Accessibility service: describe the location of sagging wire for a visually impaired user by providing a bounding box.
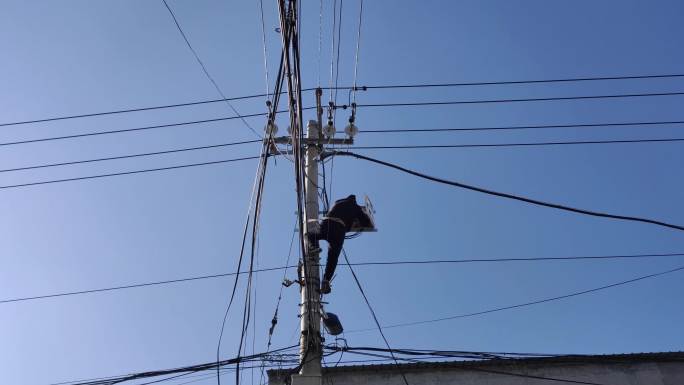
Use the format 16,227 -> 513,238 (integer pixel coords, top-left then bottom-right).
215,141 -> 270,385
234,142 -> 271,385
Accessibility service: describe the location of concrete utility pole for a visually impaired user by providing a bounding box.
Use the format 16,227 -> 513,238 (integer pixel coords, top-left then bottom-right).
287,90 -> 351,385
273,2 -> 352,383
295,118 -> 323,385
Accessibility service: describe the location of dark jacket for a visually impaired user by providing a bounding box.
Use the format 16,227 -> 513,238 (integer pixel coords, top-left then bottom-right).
327,195 -> 371,232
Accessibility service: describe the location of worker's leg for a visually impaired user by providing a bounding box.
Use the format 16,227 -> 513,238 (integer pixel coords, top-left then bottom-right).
322,222 -> 346,283
306,220 -> 325,251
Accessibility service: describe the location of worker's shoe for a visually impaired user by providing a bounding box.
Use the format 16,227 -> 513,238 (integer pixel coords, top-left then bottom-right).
320,280 -> 332,294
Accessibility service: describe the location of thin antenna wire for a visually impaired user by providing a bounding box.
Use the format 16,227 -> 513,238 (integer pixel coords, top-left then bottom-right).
333,0 -> 344,121
329,0 -> 338,102
317,0 -> 324,87
352,0 -> 364,103
259,0 -> 271,97
161,0 -> 261,138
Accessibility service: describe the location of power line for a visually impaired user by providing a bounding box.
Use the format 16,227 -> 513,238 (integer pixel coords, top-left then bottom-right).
348,138 -> 684,150
49,344 -> 298,385
0,140 -> 261,173
345,252 -> 684,266
351,0 -> 364,104
161,0 -> 259,137
361,120 -> 684,134
348,264 -> 684,333
328,346 -> 566,359
0,107 -> 319,148
0,155 -> 261,191
4,252 -> 681,305
2,73 -> 681,129
10,116 -> 679,151
0,113 -> 270,147
258,0 -> 271,97
51,344 -> 635,385
325,151 -> 684,232
14,136 -> 683,180
336,350 -> 606,385
361,73 -> 684,89
0,97 -> 270,129
352,91 -> 684,109
329,348 -> 610,385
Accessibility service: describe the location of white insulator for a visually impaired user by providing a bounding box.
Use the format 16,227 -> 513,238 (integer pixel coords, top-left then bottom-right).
323,122 -> 336,138
264,121 -> 278,136
344,122 -> 359,138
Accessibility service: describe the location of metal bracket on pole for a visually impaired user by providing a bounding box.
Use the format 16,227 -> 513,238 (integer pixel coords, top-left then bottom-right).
272,136 -> 354,145
270,136 -> 353,156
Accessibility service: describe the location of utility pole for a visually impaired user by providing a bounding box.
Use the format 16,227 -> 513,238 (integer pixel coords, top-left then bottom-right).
295,118 -> 324,385
273,91 -> 350,385
272,2 -> 352,383
295,89 -> 327,381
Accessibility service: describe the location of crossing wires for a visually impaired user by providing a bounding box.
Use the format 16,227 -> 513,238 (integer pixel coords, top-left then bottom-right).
275,0 -> 322,378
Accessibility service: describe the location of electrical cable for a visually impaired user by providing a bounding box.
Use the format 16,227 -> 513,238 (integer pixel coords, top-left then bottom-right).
325,151 -> 684,232
4,116 -> 679,156
51,344 -> 298,385
10,132 -> 682,232
1,73 -> 681,130
4,252 -> 682,306
234,140 -> 271,385
317,0 -> 323,87
258,0 -> 271,98
347,137 -> 684,150
360,73 -> 684,89
0,113 -> 273,148
333,0 -> 343,122
60,345 -> 663,385
360,120 -> 684,134
0,97 -> 271,129
328,348 -> 610,385
347,264 -> 684,333
259,220 -> 299,385
161,0 -> 259,137
351,91 -> 684,109
341,249 -> 410,385
351,0 -> 364,105
214,146 -> 266,385
328,0 -> 338,103
276,1 -> 318,379
0,139 -> 261,173
0,155 -> 261,191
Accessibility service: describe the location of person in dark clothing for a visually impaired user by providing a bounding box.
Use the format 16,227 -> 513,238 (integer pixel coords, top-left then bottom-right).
307,195 -> 371,294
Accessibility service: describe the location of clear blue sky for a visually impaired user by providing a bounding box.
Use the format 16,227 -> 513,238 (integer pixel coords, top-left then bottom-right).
1,1 -> 683,384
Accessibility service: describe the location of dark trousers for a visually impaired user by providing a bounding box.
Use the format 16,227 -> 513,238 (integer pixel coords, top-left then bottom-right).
309,219 -> 346,282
